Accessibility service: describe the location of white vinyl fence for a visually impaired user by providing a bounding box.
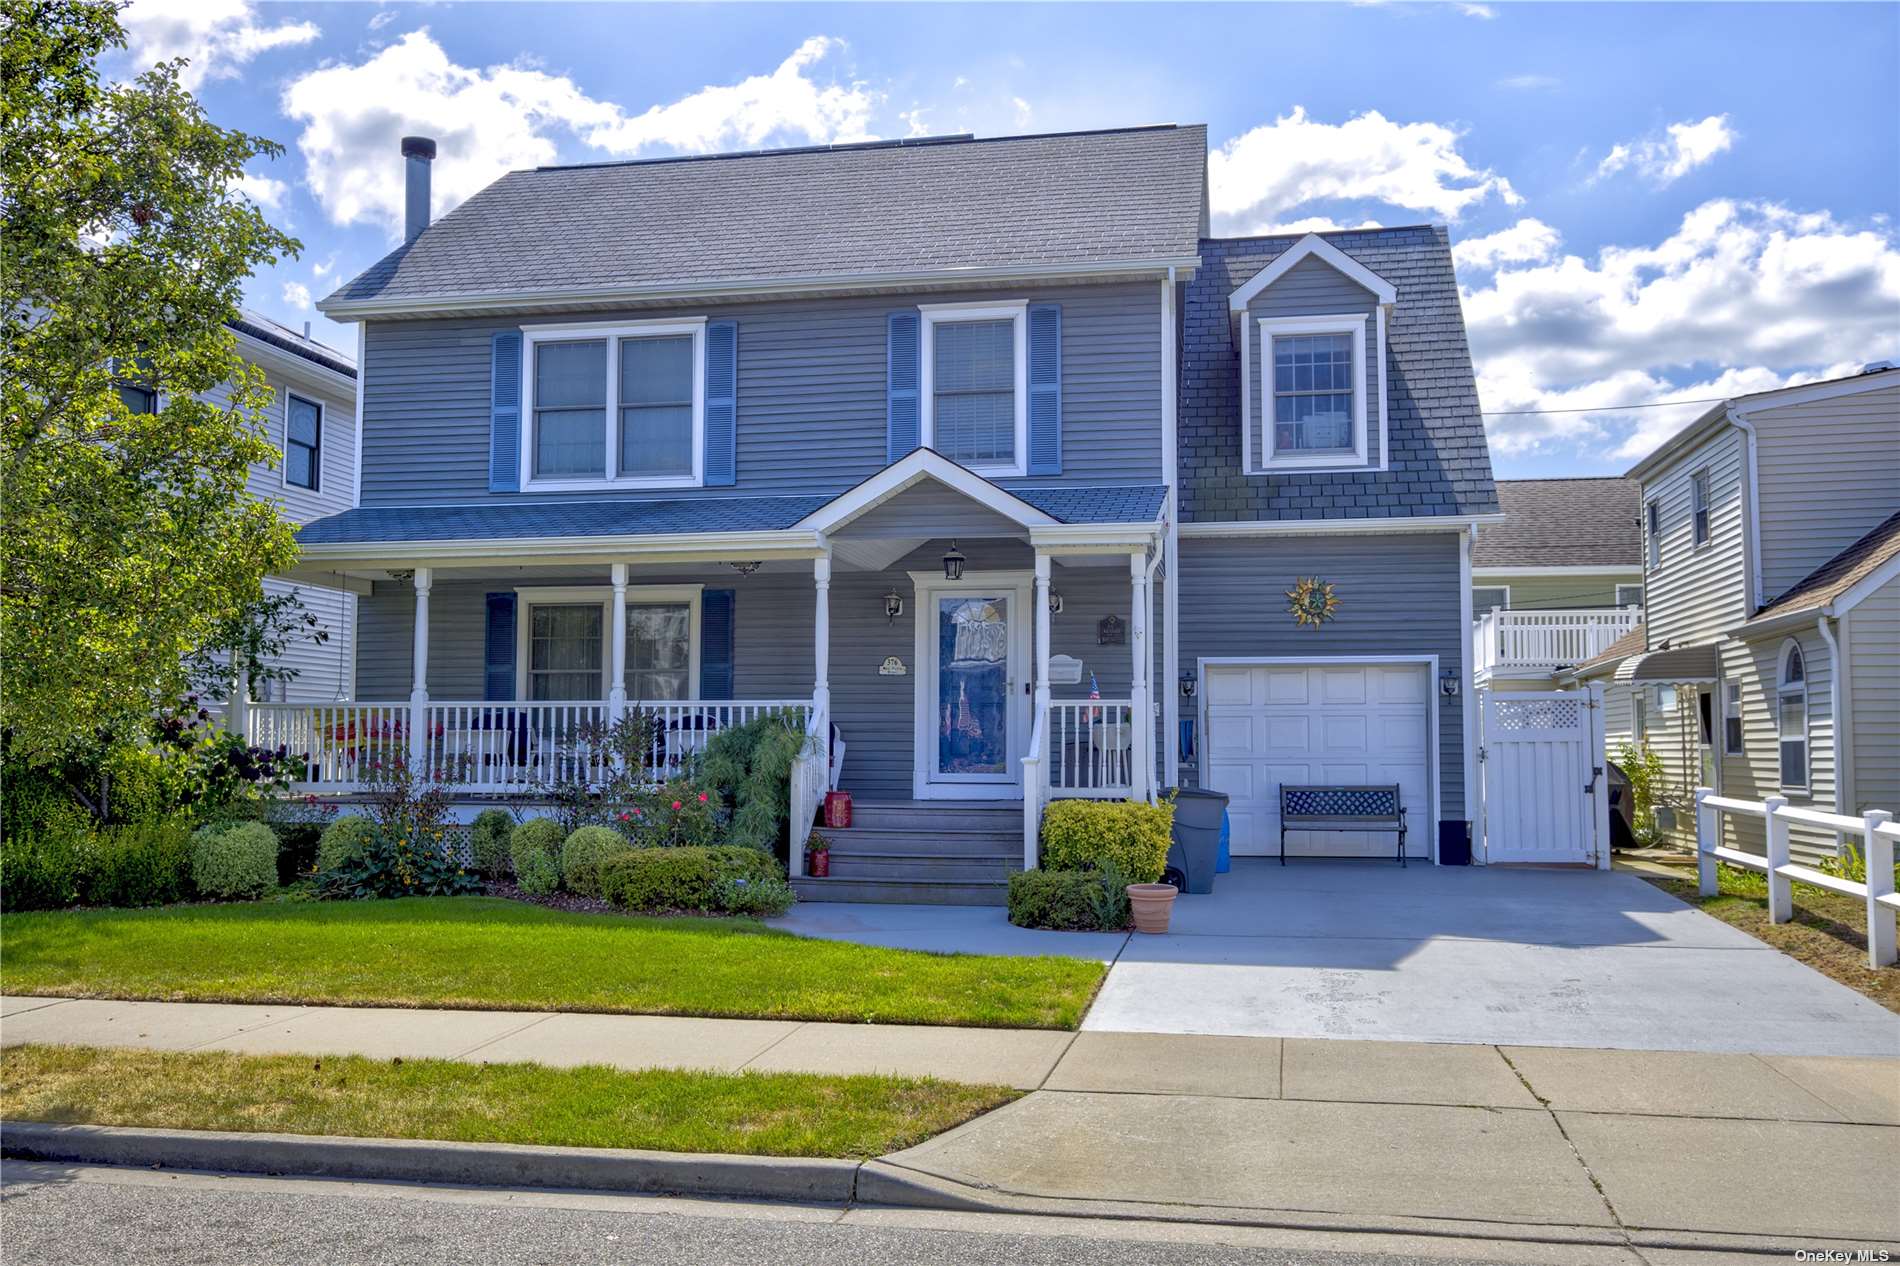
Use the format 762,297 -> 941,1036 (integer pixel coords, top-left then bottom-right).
1693,788 -> 1898,967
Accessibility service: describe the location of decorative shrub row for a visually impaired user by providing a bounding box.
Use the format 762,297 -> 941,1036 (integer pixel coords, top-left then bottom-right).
189,822 -> 280,900
1,818 -> 195,911
598,846 -> 794,916
1007,865 -> 1131,932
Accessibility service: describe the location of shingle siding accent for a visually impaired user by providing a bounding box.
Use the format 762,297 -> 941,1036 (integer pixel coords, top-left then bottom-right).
1180,226 -> 1498,523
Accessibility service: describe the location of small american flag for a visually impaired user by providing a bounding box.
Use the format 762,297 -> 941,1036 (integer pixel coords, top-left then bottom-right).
1087,672 -> 1100,723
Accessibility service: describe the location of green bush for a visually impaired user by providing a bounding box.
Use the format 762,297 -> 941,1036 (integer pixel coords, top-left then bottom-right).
469,809 -> 514,879
1007,863 -> 1131,931
699,713 -> 806,851
317,820 -> 479,900
599,846 -> 784,914
561,825 -> 632,898
80,818 -> 191,907
188,822 -> 279,901
510,818 -> 565,896
0,829 -> 88,911
1040,798 -> 1174,883
316,816 -> 375,875
623,779 -> 718,849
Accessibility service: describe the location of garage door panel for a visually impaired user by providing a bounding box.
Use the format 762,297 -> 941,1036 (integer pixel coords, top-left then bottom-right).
1265,668 -> 1309,704
1207,668 -> 1258,706
1265,715 -> 1309,751
1374,713 -> 1428,752
1375,666 -> 1428,703
1208,713 -> 1259,756
1319,714 -> 1368,752
1319,669 -> 1367,705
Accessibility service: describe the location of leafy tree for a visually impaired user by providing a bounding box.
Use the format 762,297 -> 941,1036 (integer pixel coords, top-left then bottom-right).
1,0 -> 303,765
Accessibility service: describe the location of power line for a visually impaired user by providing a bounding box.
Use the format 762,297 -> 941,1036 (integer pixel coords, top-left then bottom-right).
1482,396 -> 1727,417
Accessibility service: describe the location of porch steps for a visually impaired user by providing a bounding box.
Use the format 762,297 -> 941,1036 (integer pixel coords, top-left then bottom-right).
793,801 -> 1023,906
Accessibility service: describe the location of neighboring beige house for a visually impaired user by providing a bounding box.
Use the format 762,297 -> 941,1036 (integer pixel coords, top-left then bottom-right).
1471,478 -> 1644,690
1567,365 -> 1900,863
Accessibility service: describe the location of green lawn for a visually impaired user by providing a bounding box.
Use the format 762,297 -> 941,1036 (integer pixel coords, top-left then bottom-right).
0,1044 -> 1016,1158
0,897 -> 1102,1029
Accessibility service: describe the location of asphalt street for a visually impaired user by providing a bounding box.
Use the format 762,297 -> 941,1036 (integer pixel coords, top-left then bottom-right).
0,1162 -> 1650,1266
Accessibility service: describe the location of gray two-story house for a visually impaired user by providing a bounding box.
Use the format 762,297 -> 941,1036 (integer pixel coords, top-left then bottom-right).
272,125 -> 1500,901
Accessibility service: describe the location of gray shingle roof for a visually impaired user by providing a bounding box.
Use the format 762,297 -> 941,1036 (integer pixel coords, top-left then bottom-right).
1473,478 -> 1642,568
324,127 -> 1208,310
230,310 -> 356,377
1178,226 -> 1499,522
297,483 -> 1168,546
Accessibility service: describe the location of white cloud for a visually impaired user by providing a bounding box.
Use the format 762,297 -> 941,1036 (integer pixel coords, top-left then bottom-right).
1464,200 -> 1900,458
1209,107 -> 1519,235
119,0 -> 317,89
1011,97 -> 1033,128
1452,217 -> 1560,271
282,32 -> 875,237
282,281 -> 312,310
368,9 -> 396,31
1496,73 -> 1559,91
1594,114 -> 1736,186
234,171 -> 287,208
1256,216 -> 1386,235
1457,3 -> 1498,18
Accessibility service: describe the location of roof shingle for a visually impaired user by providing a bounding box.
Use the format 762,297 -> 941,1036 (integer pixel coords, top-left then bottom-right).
1473,478 -> 1642,568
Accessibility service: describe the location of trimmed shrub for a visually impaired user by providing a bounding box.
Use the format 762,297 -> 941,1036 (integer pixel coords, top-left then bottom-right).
317,816 -> 375,875
469,809 -> 514,879
80,819 -> 191,907
189,822 -> 279,901
599,846 -> 783,914
561,825 -> 632,898
1007,863 -> 1131,931
1040,798 -> 1174,883
1,829 -> 88,912
510,818 -> 565,897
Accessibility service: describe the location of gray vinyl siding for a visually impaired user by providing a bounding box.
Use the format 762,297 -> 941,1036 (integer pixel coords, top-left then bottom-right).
1748,382 -> 1900,602
1716,631 -> 1838,864
352,543 -> 1150,801
1639,429 -> 1748,648
359,281 -> 1161,506
260,578 -> 356,704
1472,572 -> 1642,611
1845,573 -> 1900,817
1175,531 -> 1467,822
1245,255 -> 1382,470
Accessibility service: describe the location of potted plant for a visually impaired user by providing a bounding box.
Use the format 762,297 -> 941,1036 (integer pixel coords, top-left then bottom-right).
1126,877 -> 1178,933
805,829 -> 831,877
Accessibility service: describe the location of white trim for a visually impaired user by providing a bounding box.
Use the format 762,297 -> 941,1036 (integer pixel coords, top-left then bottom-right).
294,528 -> 824,570
1195,655 -> 1441,860
1728,366 -> 1900,416
1644,497 -> 1662,571
1818,614 -> 1848,820
229,326 -> 358,396
317,255 -> 1205,320
280,388 -> 323,493
793,447 -> 1059,534
1459,527 -> 1476,860
1689,465 -> 1713,550
1470,583 -> 1511,612
910,570 -> 1034,800
1249,316 -> 1369,472
918,300 -> 1028,479
1471,565 -> 1645,579
1226,233 -> 1397,309
512,583 -> 703,702
1775,638 -> 1809,793
519,317 -> 707,493
351,323 -> 366,508
1161,269 -> 1182,786
1181,514 -> 1500,539
1375,304 -> 1390,471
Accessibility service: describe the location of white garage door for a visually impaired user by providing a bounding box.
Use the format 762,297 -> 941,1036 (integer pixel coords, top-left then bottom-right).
1203,662 -> 1432,858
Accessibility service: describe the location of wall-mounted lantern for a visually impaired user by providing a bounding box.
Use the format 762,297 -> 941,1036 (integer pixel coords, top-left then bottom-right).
1180,670 -> 1197,698
941,541 -> 966,581
1439,669 -> 1460,697
883,589 -> 905,624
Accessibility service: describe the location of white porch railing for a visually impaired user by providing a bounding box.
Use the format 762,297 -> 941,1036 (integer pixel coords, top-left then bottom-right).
1473,607 -> 1642,678
786,700 -> 829,879
1694,788 -> 1898,968
1021,707 -> 1048,871
249,699 -> 811,794
1043,699 -> 1137,798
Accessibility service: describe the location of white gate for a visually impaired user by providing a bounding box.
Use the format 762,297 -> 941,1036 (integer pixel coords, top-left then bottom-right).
1479,686 -> 1607,867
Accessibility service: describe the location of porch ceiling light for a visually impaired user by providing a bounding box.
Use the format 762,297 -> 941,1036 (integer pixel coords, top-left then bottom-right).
941,541 -> 966,581
883,589 -> 904,623
729,561 -> 763,576
1048,589 -> 1064,615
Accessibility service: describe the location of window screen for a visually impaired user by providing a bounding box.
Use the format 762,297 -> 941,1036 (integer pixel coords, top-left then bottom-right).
619,336 -> 694,478
932,319 -> 1015,465
529,604 -> 603,700
534,341 -> 606,477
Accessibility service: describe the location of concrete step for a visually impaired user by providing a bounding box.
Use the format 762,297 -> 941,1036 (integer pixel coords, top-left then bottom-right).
824,852 -> 1023,882
819,828 -> 1021,857
790,876 -> 1008,906
842,801 -> 1022,832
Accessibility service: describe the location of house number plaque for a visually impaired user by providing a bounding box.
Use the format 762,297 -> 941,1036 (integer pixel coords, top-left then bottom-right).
878,656 -> 907,676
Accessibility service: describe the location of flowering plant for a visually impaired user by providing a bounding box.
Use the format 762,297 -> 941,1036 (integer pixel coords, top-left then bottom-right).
626,778 -> 719,848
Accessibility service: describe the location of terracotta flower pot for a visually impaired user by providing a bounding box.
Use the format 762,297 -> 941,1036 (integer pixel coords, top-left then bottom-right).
1127,882 -> 1178,934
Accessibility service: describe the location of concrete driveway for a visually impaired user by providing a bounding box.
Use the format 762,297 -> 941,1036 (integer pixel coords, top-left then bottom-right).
776,860 -> 1900,1056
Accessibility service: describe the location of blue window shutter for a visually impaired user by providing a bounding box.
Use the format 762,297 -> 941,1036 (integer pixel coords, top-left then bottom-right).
1027,304 -> 1062,476
483,593 -> 516,701
489,331 -> 523,492
704,320 -> 737,486
700,589 -> 735,700
887,311 -> 920,463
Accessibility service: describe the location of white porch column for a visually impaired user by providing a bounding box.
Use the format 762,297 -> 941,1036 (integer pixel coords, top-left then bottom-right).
1129,551 -> 1152,800
230,654 -> 251,743
1033,553 -> 1053,721
608,563 -> 628,721
812,553 -> 831,719
409,567 -> 432,770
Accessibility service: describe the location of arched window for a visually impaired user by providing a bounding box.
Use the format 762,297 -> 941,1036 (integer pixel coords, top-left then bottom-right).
1777,641 -> 1808,790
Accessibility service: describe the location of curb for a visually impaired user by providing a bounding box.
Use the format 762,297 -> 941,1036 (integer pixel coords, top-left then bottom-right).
1,1122 -> 858,1205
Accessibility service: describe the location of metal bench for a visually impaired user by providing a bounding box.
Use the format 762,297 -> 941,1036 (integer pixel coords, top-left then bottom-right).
1278,784 -> 1408,867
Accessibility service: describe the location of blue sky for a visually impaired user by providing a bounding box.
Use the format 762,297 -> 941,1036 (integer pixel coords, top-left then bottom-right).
115,1 -> 1899,478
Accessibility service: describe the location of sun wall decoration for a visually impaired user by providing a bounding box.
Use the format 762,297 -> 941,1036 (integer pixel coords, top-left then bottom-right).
1286,576 -> 1340,628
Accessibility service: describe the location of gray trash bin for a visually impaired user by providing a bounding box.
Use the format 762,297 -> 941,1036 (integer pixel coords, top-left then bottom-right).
1165,787 -> 1228,895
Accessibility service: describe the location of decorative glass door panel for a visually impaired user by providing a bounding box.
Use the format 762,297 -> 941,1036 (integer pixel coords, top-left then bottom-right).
936,595 -> 1011,780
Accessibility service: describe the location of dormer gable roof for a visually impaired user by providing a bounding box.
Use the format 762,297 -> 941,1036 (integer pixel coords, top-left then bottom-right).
1227,232 -> 1397,310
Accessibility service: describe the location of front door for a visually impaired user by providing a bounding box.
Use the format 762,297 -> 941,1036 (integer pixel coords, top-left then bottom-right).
915,575 -> 1030,798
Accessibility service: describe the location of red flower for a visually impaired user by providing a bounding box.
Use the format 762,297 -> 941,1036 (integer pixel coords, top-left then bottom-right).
697,792 -> 709,803
618,812 -> 630,822
671,800 -> 682,811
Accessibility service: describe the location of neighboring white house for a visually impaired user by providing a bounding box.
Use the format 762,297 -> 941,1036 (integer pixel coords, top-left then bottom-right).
1565,365 -> 1900,863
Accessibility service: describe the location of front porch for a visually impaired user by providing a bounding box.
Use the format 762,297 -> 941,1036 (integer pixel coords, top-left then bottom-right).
266,452 -> 1168,885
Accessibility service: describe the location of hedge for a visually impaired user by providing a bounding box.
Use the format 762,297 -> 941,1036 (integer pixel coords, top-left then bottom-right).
598,846 -> 790,915
1007,866 -> 1130,931
1039,798 -> 1174,883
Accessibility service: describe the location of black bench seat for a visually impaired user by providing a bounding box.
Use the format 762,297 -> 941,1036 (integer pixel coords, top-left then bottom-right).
1278,784 -> 1408,866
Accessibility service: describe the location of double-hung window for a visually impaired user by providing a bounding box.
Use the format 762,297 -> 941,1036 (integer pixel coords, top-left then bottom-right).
1615,583 -> 1645,608
524,321 -> 704,489
517,587 -> 701,703
1646,500 -> 1662,569
1253,316 -> 1368,470
1722,679 -> 1744,755
111,356 -> 156,414
1777,641 -> 1808,789
627,602 -> 692,699
1471,586 -> 1509,613
285,393 -> 321,490
527,604 -> 603,700
1691,469 -> 1712,548
919,302 -> 1027,476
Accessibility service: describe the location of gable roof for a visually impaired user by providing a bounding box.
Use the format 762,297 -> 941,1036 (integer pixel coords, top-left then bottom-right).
322,126 -> 1209,316
1227,233 -> 1396,308
1178,225 -> 1498,523
1472,478 -> 1642,569
1741,509 -> 1900,630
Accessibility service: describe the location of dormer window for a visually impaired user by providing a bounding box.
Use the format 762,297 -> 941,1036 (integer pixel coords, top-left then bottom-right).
1253,316 -> 1368,469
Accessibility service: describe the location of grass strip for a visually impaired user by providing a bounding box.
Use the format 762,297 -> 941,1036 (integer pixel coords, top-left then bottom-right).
1,896 -> 1102,1029
0,1044 -> 1018,1159
1640,866 -> 1898,1013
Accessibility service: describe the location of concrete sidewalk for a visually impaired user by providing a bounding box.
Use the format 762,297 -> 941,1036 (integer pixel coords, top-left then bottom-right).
5,995 -> 1896,1250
